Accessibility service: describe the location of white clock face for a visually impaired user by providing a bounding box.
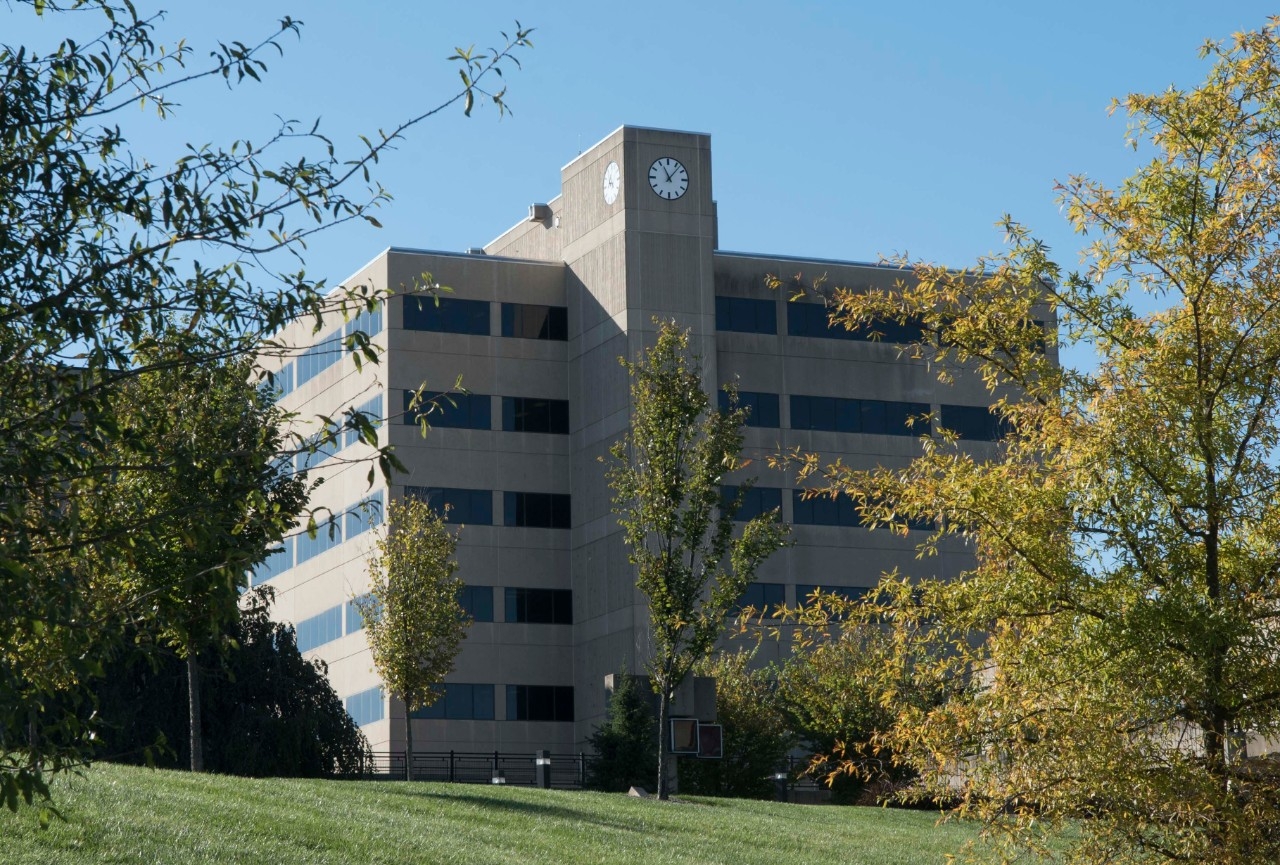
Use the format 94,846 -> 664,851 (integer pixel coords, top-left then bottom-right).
648,157 -> 688,200
602,160 -> 621,205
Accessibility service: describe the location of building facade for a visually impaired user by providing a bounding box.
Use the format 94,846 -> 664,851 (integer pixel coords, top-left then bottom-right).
258,126 -> 1022,755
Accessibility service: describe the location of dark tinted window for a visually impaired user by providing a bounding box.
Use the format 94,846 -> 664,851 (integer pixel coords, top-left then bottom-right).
796,584 -> 870,604
503,492 -> 571,528
403,296 -> 490,335
792,489 -> 931,530
404,390 -> 491,430
715,296 -> 777,334
506,685 -> 574,722
940,404 -> 1008,441
733,582 -> 785,617
720,486 -> 783,521
459,586 -> 494,623
787,302 -> 924,343
504,588 -> 572,624
718,390 -> 780,428
501,303 -> 568,340
405,486 -> 493,525
792,488 -> 860,526
411,684 -> 495,720
790,395 -> 927,436
502,397 -> 570,434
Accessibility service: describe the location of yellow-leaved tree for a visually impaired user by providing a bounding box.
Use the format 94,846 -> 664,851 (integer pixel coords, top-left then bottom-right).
776,20 -> 1280,865
357,497 -> 468,781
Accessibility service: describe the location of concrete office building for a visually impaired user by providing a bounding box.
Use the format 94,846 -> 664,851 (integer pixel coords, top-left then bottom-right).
257,126 -> 1021,756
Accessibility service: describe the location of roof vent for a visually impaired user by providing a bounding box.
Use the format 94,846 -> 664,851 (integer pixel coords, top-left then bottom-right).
528,203 -> 552,223
466,247 -> 487,255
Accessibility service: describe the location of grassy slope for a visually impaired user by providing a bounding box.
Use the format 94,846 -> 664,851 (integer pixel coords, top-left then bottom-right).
3,763 -> 983,865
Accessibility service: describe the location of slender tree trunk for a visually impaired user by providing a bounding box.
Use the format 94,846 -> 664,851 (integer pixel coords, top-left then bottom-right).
405,701 -> 415,782
656,684 -> 670,800
27,708 -> 38,764
187,652 -> 203,772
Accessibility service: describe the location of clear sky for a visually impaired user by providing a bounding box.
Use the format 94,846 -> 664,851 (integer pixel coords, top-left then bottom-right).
7,1 -> 1279,290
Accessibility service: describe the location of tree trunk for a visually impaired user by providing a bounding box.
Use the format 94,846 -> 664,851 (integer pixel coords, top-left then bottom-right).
27,708 -> 38,766
656,684 -> 671,800
187,652 -> 203,772
405,701 -> 415,782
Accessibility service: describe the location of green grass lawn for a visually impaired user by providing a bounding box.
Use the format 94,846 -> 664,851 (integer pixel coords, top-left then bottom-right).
3,762 -> 985,865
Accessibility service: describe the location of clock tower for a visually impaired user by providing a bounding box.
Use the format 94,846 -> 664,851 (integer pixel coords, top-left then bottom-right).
487,126 -> 720,730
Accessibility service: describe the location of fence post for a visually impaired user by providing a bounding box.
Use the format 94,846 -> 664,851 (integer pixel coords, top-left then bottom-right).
578,752 -> 585,789
449,749 -> 455,783
535,750 -> 552,789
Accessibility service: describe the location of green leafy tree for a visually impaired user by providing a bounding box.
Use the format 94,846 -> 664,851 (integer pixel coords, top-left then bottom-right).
775,19 -> 1280,864
607,320 -> 789,801
680,650 -> 792,800
771,600 -> 941,805
92,587 -> 370,778
357,497 -> 468,782
586,672 -> 658,793
0,0 -> 529,816
95,348 -> 307,773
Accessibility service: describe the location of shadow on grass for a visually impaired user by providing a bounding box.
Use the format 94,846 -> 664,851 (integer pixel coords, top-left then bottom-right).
373,786 -> 661,834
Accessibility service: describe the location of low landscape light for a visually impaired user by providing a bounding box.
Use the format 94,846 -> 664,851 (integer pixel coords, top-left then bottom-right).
492,770 -> 507,785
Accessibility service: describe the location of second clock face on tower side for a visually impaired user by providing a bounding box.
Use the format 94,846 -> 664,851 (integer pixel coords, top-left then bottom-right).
648,157 -> 688,200
602,160 -> 621,205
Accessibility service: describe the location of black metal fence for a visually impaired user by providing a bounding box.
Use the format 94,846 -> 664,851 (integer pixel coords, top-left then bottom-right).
363,750 -> 589,788
356,750 -> 826,798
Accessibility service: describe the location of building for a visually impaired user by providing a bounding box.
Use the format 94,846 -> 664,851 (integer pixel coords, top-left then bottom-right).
257,126 -> 1020,757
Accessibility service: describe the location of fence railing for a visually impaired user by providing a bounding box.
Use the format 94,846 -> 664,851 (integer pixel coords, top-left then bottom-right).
354,750 -> 826,797
362,750 -> 589,788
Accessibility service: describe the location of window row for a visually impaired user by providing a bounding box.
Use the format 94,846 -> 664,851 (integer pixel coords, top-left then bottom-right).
790,489 -> 934,530
403,297 -> 568,341
346,686 -> 385,727
719,485 -> 932,530
403,684 -> 576,722
791,395 -> 929,437
295,592 -> 373,654
298,585 -> 568,657
276,306 -> 385,398
397,390 -> 997,442
404,487 -> 572,529
251,491 -> 384,584
786,301 -> 926,343
717,391 -> 1005,441
456,586 -> 572,625
715,295 -> 926,343
403,391 -> 570,434
718,390 -> 781,429
732,582 -> 874,619
294,393 -> 385,474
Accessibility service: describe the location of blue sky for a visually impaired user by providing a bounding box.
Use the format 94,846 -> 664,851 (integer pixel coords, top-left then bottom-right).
8,2 -> 1279,289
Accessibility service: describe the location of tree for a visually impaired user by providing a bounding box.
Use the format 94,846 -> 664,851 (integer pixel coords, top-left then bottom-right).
357,497 -> 468,782
770,601 -> 941,805
95,348 -> 307,773
93,587 -> 370,778
585,672 -> 658,793
607,320 -> 789,801
775,19 -> 1280,864
0,0 -> 529,816
680,650 -> 792,800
